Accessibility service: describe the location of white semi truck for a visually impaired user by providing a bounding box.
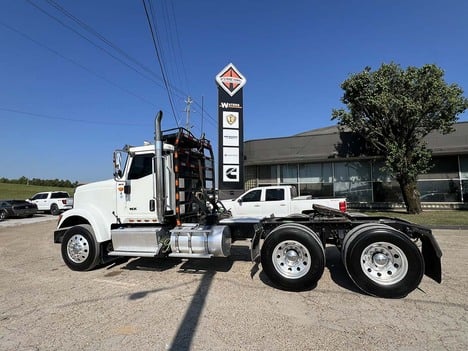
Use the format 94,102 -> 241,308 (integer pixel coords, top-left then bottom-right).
54,112 -> 442,298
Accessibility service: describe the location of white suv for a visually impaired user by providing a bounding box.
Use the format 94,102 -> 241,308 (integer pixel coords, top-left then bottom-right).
28,191 -> 74,215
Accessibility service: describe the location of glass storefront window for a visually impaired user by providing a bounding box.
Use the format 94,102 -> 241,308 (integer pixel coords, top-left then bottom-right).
462,180 -> 468,203
334,181 -> 372,202
418,180 -> 461,202
372,161 -> 393,182
418,156 -> 459,180
299,163 -> 333,183
334,161 -> 371,182
258,165 -> 277,184
372,181 -> 403,202
333,161 -> 372,202
461,156 -> 468,179
244,166 -> 258,190
299,183 -> 333,197
251,157 -> 467,203
280,164 -> 298,184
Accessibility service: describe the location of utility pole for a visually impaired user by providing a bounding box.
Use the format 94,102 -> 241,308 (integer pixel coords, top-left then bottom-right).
184,96 -> 193,131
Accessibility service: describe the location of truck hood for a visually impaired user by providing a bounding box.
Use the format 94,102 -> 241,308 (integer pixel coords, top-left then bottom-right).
74,179 -> 115,207
220,199 -> 236,206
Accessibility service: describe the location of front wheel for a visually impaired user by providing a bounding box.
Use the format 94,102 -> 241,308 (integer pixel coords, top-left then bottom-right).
61,225 -> 100,271
0,210 -> 7,221
342,224 -> 424,298
261,223 -> 325,291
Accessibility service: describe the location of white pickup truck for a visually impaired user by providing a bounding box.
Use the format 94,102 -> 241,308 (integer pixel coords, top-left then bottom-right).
221,185 -> 347,218
27,191 -> 74,215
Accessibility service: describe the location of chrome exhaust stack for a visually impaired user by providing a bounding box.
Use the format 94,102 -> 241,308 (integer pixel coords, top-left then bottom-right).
154,111 -> 165,223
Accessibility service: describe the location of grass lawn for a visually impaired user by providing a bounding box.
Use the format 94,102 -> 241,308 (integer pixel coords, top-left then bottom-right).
1,182 -> 466,227
0,183 -> 76,200
359,210 -> 468,227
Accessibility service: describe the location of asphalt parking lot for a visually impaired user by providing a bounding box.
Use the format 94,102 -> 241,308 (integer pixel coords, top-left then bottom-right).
1,218 -> 467,351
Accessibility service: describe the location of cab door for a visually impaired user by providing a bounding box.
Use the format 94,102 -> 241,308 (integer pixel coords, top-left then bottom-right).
117,153 -> 157,222
262,188 -> 288,217
30,193 -> 48,211
232,188 -> 262,216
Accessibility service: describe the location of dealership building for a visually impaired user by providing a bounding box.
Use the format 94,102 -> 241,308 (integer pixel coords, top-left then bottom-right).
242,122 -> 468,209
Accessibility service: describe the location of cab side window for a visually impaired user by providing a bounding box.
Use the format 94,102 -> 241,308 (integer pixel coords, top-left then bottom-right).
241,189 -> 261,202
128,155 -> 153,180
31,193 -> 46,200
51,192 -> 69,199
266,188 -> 284,201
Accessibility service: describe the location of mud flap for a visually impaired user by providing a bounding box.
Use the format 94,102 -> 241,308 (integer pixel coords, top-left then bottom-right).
421,234 -> 443,283
250,224 -> 263,262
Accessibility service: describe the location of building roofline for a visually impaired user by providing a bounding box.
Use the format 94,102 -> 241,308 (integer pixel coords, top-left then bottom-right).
244,121 -> 468,165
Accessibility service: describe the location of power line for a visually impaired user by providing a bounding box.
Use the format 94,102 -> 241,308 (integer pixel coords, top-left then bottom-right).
32,0 -> 214,131
7,1 -> 217,135
0,20 -> 157,107
142,0 -> 179,126
26,0 -> 168,92
29,0 -> 195,109
169,0 -> 190,95
160,0 -> 188,96
0,107 -> 147,126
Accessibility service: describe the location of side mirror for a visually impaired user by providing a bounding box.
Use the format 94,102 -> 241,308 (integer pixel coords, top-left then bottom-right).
237,198 -> 243,203
113,151 -> 123,179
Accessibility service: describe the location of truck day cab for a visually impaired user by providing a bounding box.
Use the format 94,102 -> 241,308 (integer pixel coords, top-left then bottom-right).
221,185 -> 346,218
53,112 -> 442,298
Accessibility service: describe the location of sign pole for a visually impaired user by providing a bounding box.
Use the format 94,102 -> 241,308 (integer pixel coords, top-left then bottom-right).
215,63 -> 247,197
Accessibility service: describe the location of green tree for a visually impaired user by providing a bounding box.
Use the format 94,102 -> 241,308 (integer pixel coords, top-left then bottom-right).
332,63 -> 468,213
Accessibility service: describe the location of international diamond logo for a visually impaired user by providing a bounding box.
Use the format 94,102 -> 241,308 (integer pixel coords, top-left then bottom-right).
216,63 -> 246,97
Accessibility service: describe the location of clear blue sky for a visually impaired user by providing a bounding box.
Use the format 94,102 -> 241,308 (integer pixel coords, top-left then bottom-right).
1,0 -> 467,182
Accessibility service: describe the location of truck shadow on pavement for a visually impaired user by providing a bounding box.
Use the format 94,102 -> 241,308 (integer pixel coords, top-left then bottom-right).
116,257 -> 225,351
109,243 -> 362,295
104,246 -> 365,350
117,242 -> 252,273
325,246 -> 363,294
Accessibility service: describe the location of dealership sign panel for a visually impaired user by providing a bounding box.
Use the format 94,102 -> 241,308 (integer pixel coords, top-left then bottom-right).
216,63 -> 246,190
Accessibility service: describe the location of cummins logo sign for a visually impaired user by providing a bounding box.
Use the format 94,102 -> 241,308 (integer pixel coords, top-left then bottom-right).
223,165 -> 239,182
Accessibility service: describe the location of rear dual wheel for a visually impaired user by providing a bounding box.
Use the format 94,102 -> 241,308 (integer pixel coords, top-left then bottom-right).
261,223 -> 325,291
342,224 -> 424,298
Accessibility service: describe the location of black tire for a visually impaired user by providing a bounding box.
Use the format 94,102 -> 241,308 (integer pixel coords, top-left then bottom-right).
261,223 -> 325,291
342,224 -> 424,298
61,225 -> 100,271
50,203 -> 60,216
0,210 -> 7,221
342,223 -> 384,260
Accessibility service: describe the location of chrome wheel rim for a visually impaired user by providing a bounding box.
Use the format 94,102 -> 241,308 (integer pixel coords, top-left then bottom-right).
360,241 -> 408,285
272,240 -> 311,279
67,234 -> 90,263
